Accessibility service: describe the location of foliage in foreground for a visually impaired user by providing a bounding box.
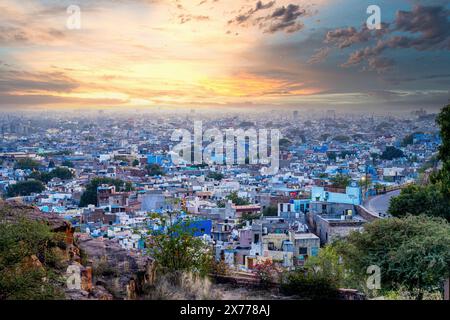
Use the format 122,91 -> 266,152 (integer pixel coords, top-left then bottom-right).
0,218 -> 65,300
334,215 -> 450,299
280,271 -> 340,300
146,220 -> 213,277
388,183 -> 450,221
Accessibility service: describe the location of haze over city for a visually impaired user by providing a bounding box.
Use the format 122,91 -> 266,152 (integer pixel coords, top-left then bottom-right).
0,0 -> 450,308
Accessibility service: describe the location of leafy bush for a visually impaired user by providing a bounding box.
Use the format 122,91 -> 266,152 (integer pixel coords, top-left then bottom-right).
79,177 -> 133,207
0,218 -> 64,300
7,180 -> 45,197
280,271 -> 340,300
380,146 -> 404,160
388,184 -> 450,221
14,158 -> 41,170
147,221 -> 212,277
334,215 -> 450,299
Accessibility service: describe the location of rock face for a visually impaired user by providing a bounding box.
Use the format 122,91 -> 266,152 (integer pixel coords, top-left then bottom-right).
1,200 -> 156,300
1,200 -> 113,300
1,199 -> 72,233
76,234 -> 156,299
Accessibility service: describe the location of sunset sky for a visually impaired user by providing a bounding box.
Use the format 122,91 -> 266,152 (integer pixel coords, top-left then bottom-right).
0,0 -> 449,111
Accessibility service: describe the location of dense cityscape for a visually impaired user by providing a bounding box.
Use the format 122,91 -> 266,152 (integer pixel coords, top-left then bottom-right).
0,0 -> 449,309
1,107 -> 448,300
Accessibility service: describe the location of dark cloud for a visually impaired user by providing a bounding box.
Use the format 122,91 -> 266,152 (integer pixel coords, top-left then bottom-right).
307,47 -> 330,64
325,23 -> 390,49
228,1 -> 275,26
394,5 -> 450,50
178,14 -> 210,24
0,70 -> 79,94
365,57 -> 395,73
228,2 -> 307,34
0,26 -> 30,43
261,4 -> 306,33
325,5 -> 450,73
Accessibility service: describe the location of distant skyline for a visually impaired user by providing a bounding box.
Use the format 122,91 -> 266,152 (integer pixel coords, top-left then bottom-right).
0,0 -> 449,111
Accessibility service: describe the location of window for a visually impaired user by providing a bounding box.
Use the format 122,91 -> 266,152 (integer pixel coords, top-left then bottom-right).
268,242 -> 275,250
254,234 -> 260,243
299,247 -> 307,255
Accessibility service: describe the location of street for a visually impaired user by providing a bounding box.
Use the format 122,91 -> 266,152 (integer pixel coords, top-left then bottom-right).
365,189 -> 401,216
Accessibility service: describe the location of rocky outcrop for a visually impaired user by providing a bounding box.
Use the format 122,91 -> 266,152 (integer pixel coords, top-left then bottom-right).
1,199 -> 72,233
1,200 -> 157,300
0,200 -> 114,300
76,234 -> 156,299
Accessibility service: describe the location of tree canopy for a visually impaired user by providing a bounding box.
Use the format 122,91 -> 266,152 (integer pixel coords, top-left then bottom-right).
380,146 -> 405,160
225,191 -> 250,206
207,172 -> 224,181
7,180 -> 45,197
14,158 -> 41,170
388,184 -> 450,221
146,164 -> 165,176
79,177 -> 133,207
334,215 -> 450,299
28,167 -> 74,184
147,220 -> 212,277
330,174 -> 351,189
0,217 -> 64,299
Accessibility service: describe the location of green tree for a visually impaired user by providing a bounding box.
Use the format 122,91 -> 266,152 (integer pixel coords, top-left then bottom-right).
280,271 -> 340,300
79,177 -> 133,207
207,172 -> 224,181
28,171 -> 53,184
402,133 -> 415,147
263,206 -> 278,217
50,167 -> 74,180
14,158 -> 41,170
305,245 -> 345,286
147,221 -> 212,276
330,174 -> 351,188
226,191 -> 250,205
61,160 -> 74,168
146,164 -> 165,176
0,218 -> 64,300
333,135 -> 350,143
388,184 -> 450,221
327,151 -> 337,161
132,159 -> 140,167
380,146 -> 404,160
334,215 -> 450,299
27,167 -> 74,184
7,180 -> 45,197
433,104 -> 450,194
279,138 -> 292,149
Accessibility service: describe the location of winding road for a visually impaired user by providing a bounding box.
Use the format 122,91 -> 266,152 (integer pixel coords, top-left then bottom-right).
364,189 -> 401,216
